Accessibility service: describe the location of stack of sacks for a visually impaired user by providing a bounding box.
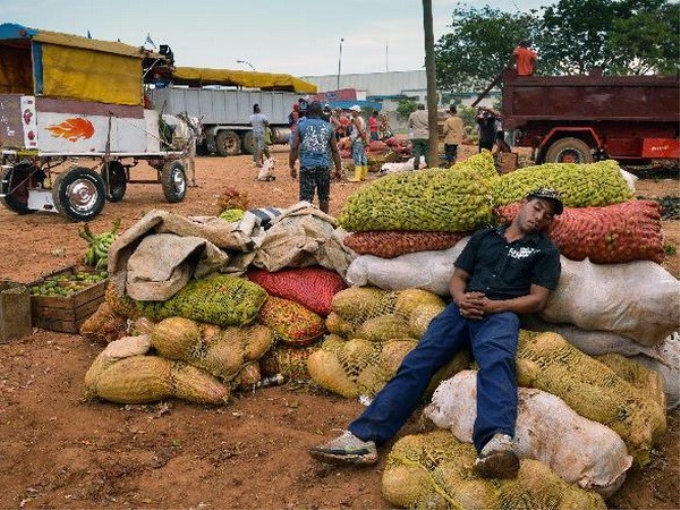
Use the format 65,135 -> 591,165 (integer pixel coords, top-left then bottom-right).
382,431 -> 608,510
383,135 -> 412,158
307,287 -> 469,399
248,266 -> 347,381
395,330 -> 667,506
340,151 -> 495,260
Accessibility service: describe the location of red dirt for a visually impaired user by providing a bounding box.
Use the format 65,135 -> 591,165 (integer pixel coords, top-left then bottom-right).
0,146 -> 677,509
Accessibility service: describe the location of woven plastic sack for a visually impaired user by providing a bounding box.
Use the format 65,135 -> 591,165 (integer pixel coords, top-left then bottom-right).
541,257 -> 680,346
495,200 -> 664,264
343,230 -> 469,258
346,239 -> 469,296
382,431 -> 607,510
256,295 -> 326,346
247,266 -> 347,316
493,160 -> 634,208
338,152 -> 496,233
425,370 -> 632,497
517,331 -> 666,466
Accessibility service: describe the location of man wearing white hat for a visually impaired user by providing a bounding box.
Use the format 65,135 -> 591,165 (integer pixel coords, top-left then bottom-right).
348,105 -> 369,182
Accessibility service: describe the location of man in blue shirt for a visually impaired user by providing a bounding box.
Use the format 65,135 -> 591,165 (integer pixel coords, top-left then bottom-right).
309,188 -> 564,480
289,101 -> 343,214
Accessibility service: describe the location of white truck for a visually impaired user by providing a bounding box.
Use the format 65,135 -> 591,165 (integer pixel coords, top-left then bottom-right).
149,68 -> 317,157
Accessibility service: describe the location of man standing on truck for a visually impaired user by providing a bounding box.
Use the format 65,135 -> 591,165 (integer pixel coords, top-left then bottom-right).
289,101 -> 343,214
249,104 -> 270,168
513,40 -> 537,77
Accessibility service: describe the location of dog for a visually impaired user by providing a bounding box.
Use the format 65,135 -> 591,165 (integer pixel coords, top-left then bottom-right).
256,157 -> 276,181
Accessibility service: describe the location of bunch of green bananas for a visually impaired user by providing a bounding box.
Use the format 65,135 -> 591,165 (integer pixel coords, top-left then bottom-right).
80,218 -> 121,270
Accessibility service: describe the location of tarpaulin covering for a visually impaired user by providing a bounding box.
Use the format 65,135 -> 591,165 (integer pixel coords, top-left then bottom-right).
173,67 -> 317,94
0,23 -> 154,105
41,43 -> 143,105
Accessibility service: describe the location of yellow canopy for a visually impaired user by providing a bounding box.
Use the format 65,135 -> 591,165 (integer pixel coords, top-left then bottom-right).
173,67 -> 317,94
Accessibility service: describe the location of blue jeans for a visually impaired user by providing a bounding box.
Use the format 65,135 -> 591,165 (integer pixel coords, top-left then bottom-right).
352,139 -> 367,166
348,303 -> 519,453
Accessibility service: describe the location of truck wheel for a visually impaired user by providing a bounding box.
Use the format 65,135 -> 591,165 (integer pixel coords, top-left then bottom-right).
102,161 -> 127,202
545,137 -> 594,164
242,131 -> 255,155
52,167 -> 106,222
0,165 -> 36,215
161,161 -> 187,203
215,130 -> 241,156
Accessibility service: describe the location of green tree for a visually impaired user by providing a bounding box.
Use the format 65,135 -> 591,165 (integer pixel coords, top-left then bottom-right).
606,0 -> 680,74
434,5 -> 539,90
396,98 -> 417,121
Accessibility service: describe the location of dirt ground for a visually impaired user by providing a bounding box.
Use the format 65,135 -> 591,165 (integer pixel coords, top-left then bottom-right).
0,146 -> 678,510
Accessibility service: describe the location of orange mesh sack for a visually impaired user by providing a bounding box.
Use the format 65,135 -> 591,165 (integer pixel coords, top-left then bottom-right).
343,230 -> 469,259
495,200 -> 664,264
256,295 -> 326,347
247,266 -> 347,316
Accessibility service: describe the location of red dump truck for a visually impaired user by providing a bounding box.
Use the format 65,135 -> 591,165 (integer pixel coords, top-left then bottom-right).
501,68 -> 680,164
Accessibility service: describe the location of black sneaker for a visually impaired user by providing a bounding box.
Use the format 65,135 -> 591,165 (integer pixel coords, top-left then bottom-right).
309,431 -> 378,465
473,433 -> 519,479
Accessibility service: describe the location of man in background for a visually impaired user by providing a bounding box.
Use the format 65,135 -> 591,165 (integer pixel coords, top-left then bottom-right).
443,104 -> 464,167
249,104 -> 270,168
408,103 -> 430,170
513,40 -> 537,76
289,101 -> 343,214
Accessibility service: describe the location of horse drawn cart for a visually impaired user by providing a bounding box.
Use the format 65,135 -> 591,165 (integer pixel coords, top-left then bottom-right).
0,23 -> 188,221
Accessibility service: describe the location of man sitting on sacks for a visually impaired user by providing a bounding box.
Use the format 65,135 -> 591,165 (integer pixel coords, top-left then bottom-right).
309,188 -> 564,480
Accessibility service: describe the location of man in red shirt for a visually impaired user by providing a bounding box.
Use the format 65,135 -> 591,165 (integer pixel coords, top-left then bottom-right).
513,41 -> 537,76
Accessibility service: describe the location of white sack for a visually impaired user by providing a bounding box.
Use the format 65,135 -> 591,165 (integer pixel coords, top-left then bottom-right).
631,333 -> 680,410
540,257 -> 680,346
424,370 -> 632,498
345,238 -> 469,296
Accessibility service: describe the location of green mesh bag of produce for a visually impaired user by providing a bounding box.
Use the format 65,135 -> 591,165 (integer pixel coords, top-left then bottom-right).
343,230 -> 469,258
307,336 -> 469,399
247,266 -> 347,316
493,160 -> 634,208
338,152 -> 496,232
331,286 -> 399,328
381,431 -> 606,510
256,295 -> 326,347
495,199 -> 665,264
106,274 -> 267,327
259,341 -> 321,381
517,331 -> 666,466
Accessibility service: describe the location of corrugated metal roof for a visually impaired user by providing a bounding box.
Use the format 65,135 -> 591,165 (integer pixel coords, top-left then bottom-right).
301,70 -> 426,97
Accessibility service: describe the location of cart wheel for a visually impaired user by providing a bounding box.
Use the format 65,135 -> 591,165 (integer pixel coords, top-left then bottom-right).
161,161 -> 187,203
544,137 -> 594,164
215,130 -> 241,156
102,161 -> 127,202
0,165 -> 36,215
52,167 -> 106,222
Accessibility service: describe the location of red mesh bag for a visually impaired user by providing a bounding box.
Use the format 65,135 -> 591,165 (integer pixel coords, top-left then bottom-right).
256,296 -> 326,347
247,267 -> 347,316
343,230 -> 469,259
494,200 -> 665,264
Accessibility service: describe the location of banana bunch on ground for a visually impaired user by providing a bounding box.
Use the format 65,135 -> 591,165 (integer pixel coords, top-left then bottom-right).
80,218 -> 121,270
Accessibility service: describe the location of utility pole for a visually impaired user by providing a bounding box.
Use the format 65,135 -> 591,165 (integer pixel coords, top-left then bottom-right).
337,38 -> 344,91
422,0 -> 439,168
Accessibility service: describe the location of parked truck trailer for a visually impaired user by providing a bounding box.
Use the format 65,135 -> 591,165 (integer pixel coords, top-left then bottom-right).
501,68 -> 680,164
148,68 -> 317,157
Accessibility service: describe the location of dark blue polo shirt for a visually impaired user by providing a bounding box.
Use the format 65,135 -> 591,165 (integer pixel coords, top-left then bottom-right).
454,225 -> 561,300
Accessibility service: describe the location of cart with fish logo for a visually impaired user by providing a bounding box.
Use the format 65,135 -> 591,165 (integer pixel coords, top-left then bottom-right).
0,23 -> 187,221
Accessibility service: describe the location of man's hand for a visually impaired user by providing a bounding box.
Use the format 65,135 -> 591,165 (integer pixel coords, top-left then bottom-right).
457,291 -> 486,320
289,166 -> 297,179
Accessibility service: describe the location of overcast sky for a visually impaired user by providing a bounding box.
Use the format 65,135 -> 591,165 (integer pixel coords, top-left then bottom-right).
2,0 -> 546,77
